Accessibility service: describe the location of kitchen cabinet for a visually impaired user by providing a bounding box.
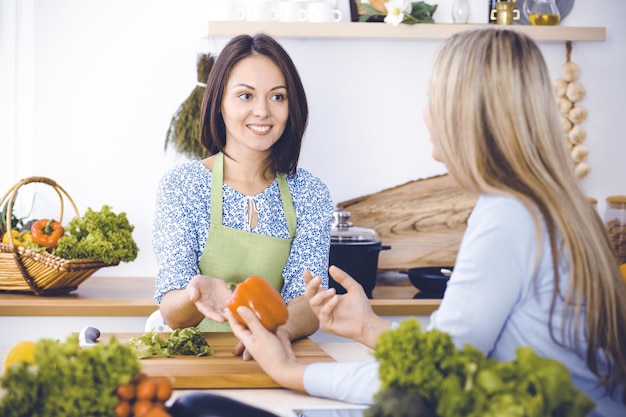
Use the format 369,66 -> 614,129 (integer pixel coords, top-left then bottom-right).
206,22 -> 606,42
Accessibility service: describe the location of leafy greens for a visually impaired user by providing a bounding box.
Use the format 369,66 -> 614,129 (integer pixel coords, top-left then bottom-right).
366,318 -> 595,417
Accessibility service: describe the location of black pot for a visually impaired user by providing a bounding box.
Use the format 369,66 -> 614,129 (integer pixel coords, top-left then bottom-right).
328,210 -> 391,299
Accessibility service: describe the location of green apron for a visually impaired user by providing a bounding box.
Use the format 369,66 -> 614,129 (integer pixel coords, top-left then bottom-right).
196,152 -> 296,331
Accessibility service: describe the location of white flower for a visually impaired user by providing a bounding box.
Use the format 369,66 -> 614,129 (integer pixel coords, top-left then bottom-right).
384,0 -> 410,26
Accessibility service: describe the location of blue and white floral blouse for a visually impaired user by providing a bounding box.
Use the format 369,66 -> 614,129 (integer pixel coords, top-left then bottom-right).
152,160 -> 333,305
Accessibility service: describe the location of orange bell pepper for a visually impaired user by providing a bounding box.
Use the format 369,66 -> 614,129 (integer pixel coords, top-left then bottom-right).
227,276 -> 288,333
30,218 -> 65,249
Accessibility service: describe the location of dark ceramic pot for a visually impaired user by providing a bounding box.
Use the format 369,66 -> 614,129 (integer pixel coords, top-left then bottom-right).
328,210 -> 391,299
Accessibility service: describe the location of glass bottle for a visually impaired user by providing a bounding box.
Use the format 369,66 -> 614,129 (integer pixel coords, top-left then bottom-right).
451,0 -> 470,23
604,196 -> 626,264
523,0 -> 560,26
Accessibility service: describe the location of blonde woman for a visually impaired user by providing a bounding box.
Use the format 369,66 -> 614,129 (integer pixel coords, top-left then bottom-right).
228,28 -> 626,416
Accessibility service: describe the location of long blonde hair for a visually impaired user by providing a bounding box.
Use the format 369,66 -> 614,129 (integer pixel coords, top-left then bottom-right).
429,28 -> 626,402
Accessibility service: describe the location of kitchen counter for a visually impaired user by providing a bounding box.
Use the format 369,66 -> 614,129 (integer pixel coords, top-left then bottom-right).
168,341 -> 375,415
0,276 -> 441,317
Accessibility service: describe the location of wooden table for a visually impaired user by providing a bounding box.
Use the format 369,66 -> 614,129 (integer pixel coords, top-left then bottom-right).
0,276 -> 441,317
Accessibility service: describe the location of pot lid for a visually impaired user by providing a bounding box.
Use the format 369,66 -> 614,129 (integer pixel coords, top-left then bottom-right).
330,210 -> 379,242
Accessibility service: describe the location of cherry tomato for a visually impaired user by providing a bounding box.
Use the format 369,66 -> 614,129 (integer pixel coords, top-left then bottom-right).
133,399 -> 155,417
136,378 -> 157,400
115,383 -> 136,401
154,378 -> 173,402
114,400 -> 131,417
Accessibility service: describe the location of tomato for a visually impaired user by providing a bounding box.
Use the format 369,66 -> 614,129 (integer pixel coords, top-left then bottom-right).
114,400 -> 131,417
154,378 -> 173,402
133,400 -> 155,417
136,378 -> 157,400
115,383 -> 136,401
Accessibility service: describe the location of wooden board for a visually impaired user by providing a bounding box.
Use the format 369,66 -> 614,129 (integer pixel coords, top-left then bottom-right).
107,332 -> 335,389
336,174 -> 478,270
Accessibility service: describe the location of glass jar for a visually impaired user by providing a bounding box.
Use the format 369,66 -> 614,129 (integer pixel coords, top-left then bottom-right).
604,195 -> 626,264
523,0 -> 560,26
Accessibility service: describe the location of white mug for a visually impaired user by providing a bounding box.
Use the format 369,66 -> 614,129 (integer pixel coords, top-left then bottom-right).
245,0 -> 278,22
277,1 -> 308,22
307,1 -> 342,22
207,0 -> 245,21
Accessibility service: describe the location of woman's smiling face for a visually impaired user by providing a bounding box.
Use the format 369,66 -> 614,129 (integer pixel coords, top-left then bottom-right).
221,54 -> 289,156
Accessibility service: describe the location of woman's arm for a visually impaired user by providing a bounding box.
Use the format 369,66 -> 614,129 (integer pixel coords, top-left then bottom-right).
160,274 -> 233,329
280,295 -> 320,341
228,306 -> 308,391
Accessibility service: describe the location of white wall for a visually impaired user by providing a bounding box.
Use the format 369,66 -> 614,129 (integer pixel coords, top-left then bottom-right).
1,0 -> 625,279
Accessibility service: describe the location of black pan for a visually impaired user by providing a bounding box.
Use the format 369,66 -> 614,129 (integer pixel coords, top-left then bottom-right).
400,266 -> 453,298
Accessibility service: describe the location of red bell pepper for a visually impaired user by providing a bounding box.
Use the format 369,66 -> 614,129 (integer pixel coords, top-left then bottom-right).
228,276 -> 288,333
30,218 -> 65,249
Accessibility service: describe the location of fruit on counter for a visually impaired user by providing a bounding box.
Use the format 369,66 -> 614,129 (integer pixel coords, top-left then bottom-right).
167,392 -> 279,417
127,327 -> 213,359
52,204 -> 139,264
30,218 -> 65,249
2,340 -> 36,374
366,318 -> 595,417
228,276 -> 288,333
0,334 -> 141,416
114,373 -> 173,417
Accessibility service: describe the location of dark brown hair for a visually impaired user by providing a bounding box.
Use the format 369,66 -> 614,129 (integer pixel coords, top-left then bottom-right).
200,33 -> 308,176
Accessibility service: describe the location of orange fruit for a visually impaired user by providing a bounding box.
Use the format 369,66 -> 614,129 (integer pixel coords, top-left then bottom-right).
3,340 -> 36,374
620,264 -> 626,281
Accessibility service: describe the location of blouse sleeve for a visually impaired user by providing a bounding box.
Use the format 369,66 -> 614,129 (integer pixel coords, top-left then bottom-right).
280,171 -> 334,303
152,165 -> 208,304
303,360 -> 380,405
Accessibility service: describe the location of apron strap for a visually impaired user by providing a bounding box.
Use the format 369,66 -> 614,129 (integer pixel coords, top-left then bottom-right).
277,173 -> 296,240
210,152 -> 224,225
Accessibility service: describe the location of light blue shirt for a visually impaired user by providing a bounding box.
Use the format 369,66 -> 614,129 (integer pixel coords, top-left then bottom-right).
303,195 -> 624,417
152,160 -> 333,305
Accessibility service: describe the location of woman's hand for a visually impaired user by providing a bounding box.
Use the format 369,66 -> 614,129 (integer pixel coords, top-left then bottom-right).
187,275 -> 233,323
227,306 -> 307,391
304,266 -> 392,349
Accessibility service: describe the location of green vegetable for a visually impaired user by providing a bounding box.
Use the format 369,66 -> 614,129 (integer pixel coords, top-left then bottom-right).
366,318 -> 595,417
0,335 -> 141,417
128,327 -> 213,359
52,205 -> 139,264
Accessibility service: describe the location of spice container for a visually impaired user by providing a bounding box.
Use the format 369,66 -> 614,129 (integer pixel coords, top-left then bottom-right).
604,196 -> 626,264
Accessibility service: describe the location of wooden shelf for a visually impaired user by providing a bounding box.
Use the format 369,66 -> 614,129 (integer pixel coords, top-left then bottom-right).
207,22 -> 606,42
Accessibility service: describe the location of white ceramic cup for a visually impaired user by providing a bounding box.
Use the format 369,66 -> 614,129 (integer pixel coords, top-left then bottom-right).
277,1 -> 308,22
245,0 -> 278,21
307,1 -> 342,22
207,0 -> 245,21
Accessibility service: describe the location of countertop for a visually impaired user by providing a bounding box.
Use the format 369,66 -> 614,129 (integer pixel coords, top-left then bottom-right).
0,276 -> 441,317
168,341 -> 376,415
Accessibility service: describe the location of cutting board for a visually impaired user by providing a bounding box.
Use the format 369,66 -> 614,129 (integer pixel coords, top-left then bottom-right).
107,332 -> 335,389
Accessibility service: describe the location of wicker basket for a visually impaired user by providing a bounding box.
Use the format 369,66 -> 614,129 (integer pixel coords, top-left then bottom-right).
0,176 -> 117,295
